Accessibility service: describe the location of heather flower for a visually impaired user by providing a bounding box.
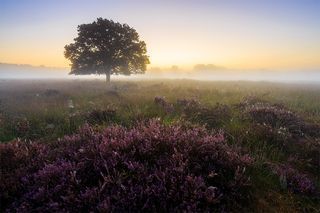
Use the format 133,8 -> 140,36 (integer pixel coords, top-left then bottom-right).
271,164 -> 316,195
1,120 -> 252,212
154,96 -> 174,114
243,99 -> 319,138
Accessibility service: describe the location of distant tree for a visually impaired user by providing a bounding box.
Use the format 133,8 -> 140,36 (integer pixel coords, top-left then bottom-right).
64,18 -> 150,84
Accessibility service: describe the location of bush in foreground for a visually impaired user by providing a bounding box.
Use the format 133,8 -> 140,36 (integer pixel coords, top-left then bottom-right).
0,120 -> 252,212
270,164 -> 316,195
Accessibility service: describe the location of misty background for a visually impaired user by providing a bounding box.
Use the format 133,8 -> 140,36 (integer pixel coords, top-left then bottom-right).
1,63 -> 320,83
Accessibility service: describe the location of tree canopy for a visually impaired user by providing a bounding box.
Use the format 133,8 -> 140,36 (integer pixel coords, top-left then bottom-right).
64,18 -> 150,83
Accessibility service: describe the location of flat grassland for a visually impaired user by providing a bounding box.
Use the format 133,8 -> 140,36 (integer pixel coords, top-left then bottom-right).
0,79 -> 319,212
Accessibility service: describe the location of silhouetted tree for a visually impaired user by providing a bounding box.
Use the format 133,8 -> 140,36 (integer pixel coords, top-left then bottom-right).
64,18 -> 150,84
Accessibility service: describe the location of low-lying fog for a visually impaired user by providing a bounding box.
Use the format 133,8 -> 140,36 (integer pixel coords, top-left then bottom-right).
1,63 -> 320,83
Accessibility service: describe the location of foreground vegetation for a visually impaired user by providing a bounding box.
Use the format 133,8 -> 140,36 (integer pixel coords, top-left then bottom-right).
0,79 -> 319,212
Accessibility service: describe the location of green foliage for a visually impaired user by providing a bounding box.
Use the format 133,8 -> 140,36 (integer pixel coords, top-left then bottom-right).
64,18 -> 150,82
0,79 -> 319,211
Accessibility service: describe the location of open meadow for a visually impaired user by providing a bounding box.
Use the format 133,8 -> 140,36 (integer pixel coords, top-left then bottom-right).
1,0 -> 320,211
0,79 -> 319,212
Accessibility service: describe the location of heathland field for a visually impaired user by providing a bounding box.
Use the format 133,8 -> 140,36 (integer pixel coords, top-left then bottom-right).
0,79 -> 319,212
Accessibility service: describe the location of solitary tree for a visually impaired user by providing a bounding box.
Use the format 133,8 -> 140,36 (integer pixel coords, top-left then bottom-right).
64,18 -> 150,84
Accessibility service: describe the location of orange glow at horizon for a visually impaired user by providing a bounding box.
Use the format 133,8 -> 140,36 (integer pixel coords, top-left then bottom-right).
1,40 -> 320,70
1,39 -> 319,70
1,1 -> 319,71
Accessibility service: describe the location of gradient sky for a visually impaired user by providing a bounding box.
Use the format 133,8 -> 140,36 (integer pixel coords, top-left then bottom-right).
0,0 -> 319,70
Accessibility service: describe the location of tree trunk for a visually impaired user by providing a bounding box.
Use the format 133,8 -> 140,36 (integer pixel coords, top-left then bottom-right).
106,71 -> 110,84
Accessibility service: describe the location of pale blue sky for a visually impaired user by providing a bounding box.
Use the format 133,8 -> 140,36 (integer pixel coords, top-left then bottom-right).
1,0 -> 319,69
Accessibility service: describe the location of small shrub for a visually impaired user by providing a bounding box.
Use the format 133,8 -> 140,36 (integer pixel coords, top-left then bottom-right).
0,120 -> 252,212
154,96 -> 174,114
86,108 -> 117,125
241,97 -> 320,138
247,105 -> 305,136
15,118 -> 30,138
270,164 -> 316,195
243,100 -> 320,169
248,123 -> 292,147
184,103 -> 232,129
176,98 -> 200,109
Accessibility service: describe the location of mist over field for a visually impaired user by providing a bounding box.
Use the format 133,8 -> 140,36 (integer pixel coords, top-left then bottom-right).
1,0 -> 320,212
1,63 -> 320,83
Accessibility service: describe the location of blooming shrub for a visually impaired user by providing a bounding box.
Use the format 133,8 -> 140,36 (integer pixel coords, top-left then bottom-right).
242,98 -> 320,173
0,120 -> 252,212
270,164 -> 316,195
241,97 -> 320,138
247,123 -> 293,147
0,140 -> 48,210
247,105 -> 306,137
